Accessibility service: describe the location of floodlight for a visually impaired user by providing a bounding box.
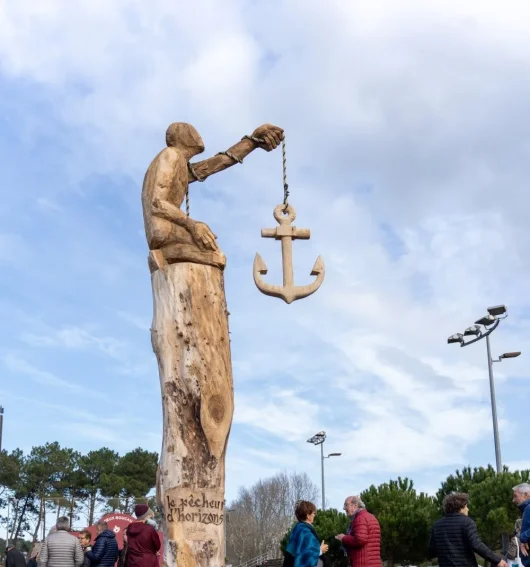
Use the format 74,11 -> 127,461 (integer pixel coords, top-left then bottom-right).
475,314 -> 496,326
307,431 -> 326,445
448,333 -> 464,344
464,325 -> 481,337
500,352 -> 521,359
328,453 -> 341,457
487,305 -> 507,317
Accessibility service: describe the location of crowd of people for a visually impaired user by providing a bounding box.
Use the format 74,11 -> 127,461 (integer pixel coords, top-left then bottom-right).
4,484 -> 530,567
283,483 -> 530,567
4,505 -> 160,567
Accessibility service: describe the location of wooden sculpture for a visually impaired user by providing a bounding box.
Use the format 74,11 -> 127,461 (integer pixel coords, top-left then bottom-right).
142,122 -> 283,567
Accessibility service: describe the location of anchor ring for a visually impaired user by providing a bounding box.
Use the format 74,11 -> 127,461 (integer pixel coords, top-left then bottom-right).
273,204 -> 296,225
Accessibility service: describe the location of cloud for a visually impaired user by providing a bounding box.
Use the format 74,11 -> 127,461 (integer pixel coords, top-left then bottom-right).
21,326 -> 127,358
117,311 -> 150,332
3,353 -> 102,398
1,0 -> 530,510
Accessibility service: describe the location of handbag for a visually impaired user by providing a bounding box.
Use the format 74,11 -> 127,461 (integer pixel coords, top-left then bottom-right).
508,537 -> 523,567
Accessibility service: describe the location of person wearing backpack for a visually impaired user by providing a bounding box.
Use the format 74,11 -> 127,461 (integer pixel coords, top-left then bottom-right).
283,501 -> 329,567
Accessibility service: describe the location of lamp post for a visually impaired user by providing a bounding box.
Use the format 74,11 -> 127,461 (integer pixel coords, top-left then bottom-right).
447,304 -> 521,474
223,507 -> 234,565
0,406 -> 4,453
306,431 -> 341,510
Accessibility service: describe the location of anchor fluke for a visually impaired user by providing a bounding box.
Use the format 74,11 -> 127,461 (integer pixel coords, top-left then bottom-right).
254,253 -> 268,274
311,256 -> 324,276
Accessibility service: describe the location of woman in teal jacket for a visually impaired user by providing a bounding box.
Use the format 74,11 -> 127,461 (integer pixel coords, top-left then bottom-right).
285,501 -> 329,567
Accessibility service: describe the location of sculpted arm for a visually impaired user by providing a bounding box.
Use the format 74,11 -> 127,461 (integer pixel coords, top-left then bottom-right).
188,124 -> 284,183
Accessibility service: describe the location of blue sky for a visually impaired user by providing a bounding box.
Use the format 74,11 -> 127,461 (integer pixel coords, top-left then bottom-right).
1,0 -> 530,517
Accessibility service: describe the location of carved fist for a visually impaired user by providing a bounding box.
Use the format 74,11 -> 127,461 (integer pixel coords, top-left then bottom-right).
251,124 -> 284,151
191,221 -> 218,251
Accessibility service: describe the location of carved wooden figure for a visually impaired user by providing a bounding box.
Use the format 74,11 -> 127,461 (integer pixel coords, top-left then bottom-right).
142,122 -> 283,567
253,204 -> 325,304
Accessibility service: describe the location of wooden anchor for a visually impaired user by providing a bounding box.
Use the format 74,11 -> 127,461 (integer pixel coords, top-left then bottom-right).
253,204 -> 325,304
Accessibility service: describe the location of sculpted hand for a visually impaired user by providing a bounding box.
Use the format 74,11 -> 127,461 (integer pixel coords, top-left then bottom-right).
251,124 -> 284,151
191,221 -> 219,251
320,541 -> 329,554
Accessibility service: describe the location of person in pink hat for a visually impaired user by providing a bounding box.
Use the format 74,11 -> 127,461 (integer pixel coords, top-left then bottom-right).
122,505 -> 161,567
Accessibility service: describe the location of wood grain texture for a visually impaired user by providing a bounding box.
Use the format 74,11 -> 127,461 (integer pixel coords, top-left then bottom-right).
151,263 -> 233,567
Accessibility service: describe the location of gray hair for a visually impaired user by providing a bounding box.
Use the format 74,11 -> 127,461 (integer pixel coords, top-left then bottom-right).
350,496 -> 366,509
513,483 -> 530,496
56,517 -> 70,531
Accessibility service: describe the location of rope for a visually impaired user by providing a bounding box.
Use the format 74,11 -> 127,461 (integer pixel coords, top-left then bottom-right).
281,138 -> 289,211
185,133 -> 288,217
217,150 -> 243,164
187,162 -> 205,217
243,134 -> 289,210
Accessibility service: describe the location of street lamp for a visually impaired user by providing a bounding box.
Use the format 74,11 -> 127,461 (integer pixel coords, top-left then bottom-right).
0,406 -> 4,453
447,304 -> 521,473
307,432 -> 341,510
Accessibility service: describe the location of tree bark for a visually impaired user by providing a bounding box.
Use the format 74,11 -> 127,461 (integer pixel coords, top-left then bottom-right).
88,493 -> 95,526
32,494 -> 44,543
151,262 -> 233,567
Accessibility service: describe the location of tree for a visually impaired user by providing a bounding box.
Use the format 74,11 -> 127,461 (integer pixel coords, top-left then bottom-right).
226,471 -> 319,564
77,448 -> 119,525
281,508 -> 350,567
361,477 -> 439,566
102,448 -> 158,514
24,443 -> 79,542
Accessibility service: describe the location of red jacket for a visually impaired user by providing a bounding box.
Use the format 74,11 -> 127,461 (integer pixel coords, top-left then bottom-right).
125,522 -> 161,567
341,509 -> 382,567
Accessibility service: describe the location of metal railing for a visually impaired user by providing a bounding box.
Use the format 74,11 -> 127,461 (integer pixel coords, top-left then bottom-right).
237,549 -> 277,567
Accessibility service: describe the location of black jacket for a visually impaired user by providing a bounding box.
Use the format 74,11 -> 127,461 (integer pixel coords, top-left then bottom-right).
428,513 -> 501,567
87,530 -> 119,567
6,548 -> 26,567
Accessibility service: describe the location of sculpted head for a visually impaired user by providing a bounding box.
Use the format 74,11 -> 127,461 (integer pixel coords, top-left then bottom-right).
166,123 -> 205,159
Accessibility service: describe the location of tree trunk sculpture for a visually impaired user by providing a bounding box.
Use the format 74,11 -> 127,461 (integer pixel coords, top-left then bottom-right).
143,122 -> 284,567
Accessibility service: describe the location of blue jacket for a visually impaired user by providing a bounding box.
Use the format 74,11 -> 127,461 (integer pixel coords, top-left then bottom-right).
87,530 -> 119,567
286,522 -> 321,567
519,499 -> 530,567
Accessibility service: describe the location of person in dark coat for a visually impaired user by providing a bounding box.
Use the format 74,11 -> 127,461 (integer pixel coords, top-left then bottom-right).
513,483 -> 530,567
124,505 -> 160,567
428,492 -> 508,567
5,545 -> 26,567
87,522 -> 119,567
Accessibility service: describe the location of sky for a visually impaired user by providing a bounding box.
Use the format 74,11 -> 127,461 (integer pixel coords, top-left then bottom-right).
1,0 -> 530,516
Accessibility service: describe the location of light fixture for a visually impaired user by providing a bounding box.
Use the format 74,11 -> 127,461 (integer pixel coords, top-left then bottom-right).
448,333 -> 464,344
500,352 -> 521,359
328,453 -> 341,457
307,431 -> 326,445
475,314 -> 496,326
464,325 -> 481,336
488,305 -> 507,317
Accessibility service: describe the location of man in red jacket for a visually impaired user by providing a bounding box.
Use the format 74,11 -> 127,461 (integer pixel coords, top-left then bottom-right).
335,496 -> 382,567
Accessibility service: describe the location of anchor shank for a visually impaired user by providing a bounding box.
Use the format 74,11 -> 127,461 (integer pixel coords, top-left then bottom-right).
281,236 -> 294,288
